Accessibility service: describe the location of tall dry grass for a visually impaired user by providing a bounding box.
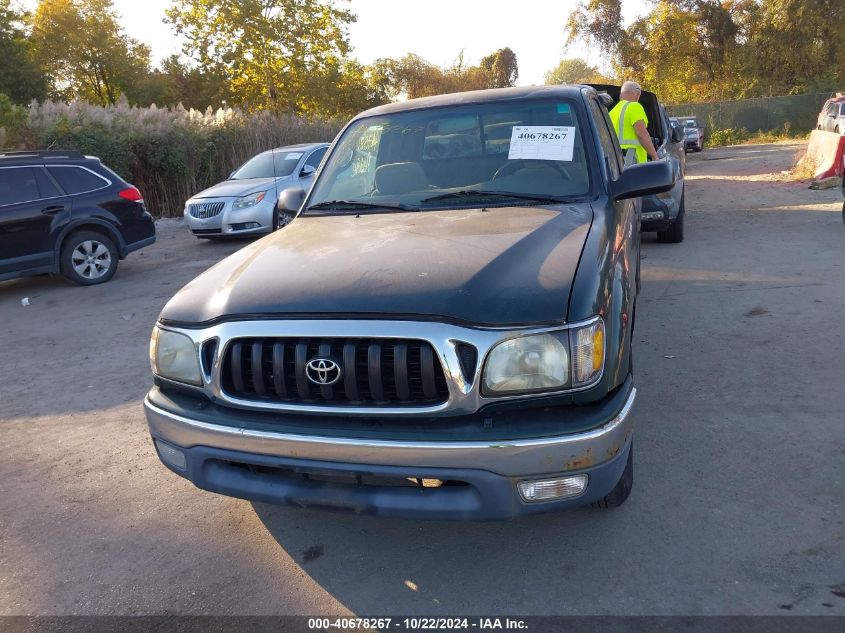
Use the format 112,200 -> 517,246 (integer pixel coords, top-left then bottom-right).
15,99 -> 342,217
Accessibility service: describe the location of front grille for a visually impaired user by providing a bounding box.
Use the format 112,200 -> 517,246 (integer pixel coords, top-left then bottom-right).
189,201 -> 225,219
221,337 -> 450,406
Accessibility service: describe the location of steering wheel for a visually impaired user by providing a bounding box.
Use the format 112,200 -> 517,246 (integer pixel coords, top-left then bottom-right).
491,159 -> 570,181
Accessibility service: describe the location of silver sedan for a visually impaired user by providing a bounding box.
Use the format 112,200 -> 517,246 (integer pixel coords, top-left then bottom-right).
184,142 -> 329,239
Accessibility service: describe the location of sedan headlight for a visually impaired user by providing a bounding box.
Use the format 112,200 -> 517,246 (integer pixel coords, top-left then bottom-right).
482,318 -> 605,396
233,191 -> 267,210
149,326 -> 202,385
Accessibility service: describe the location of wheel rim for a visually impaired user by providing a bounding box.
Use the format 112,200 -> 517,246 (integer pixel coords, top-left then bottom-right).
71,240 -> 111,280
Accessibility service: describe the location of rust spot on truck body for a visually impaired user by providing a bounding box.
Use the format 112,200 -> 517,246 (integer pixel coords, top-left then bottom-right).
565,447 -> 594,470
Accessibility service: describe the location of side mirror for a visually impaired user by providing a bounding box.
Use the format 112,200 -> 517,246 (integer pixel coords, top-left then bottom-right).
274,187 -> 306,229
277,187 -> 306,212
671,126 -> 684,143
611,160 -> 675,201
299,164 -> 316,178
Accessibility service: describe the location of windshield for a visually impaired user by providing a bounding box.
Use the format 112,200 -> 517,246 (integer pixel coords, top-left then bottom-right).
230,150 -> 302,179
683,120 -> 698,128
306,98 -> 591,214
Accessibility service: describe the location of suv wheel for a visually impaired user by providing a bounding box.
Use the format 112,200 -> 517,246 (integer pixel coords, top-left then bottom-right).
593,440 -> 634,508
657,191 -> 685,243
60,230 -> 119,285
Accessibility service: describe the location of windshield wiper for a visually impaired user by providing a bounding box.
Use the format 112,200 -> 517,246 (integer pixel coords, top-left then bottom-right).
420,190 -> 567,205
306,199 -> 418,212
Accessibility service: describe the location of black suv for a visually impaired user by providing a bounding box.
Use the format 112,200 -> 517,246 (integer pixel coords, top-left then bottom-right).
0,150 -> 156,285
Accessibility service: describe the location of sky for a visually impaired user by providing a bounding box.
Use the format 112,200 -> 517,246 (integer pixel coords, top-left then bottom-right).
21,0 -> 653,86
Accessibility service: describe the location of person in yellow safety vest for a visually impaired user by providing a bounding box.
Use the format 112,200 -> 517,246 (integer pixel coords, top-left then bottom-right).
609,81 -> 660,166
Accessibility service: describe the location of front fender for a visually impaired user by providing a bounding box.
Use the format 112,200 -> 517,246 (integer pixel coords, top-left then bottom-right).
567,196 -> 636,403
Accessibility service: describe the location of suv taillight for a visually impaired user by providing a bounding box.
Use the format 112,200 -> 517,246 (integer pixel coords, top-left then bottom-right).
119,186 -> 143,202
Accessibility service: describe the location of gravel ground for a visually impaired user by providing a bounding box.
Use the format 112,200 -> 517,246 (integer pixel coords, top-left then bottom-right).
0,142 -> 843,616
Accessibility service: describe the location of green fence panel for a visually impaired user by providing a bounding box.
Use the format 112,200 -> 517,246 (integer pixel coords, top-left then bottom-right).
668,92 -> 833,135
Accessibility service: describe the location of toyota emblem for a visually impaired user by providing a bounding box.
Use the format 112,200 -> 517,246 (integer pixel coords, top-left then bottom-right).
305,358 -> 342,385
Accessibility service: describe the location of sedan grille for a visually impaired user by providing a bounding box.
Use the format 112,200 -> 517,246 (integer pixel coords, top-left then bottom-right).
189,202 -> 225,219
221,338 -> 450,406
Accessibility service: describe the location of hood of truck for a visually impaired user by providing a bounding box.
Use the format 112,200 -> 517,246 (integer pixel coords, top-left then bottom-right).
160,205 -> 593,327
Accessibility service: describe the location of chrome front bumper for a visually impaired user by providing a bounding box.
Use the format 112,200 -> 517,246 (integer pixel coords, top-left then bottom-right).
184,196 -> 276,235
143,386 -> 635,478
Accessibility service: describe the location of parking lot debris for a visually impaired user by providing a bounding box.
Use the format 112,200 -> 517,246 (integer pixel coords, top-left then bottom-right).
808,176 -> 842,190
663,355 -> 676,359
20,297 -> 30,307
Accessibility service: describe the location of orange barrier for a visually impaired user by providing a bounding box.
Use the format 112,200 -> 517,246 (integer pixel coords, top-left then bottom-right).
800,129 -> 845,179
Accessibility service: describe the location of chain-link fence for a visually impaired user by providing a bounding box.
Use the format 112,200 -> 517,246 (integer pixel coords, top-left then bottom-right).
667,92 -> 834,135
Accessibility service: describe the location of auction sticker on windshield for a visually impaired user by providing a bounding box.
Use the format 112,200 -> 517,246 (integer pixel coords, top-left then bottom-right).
508,126 -> 576,161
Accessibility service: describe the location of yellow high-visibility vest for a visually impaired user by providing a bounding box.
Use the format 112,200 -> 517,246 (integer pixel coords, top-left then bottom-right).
609,100 -> 649,164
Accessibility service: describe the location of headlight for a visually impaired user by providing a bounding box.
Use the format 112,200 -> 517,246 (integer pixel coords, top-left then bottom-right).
149,326 -> 202,385
481,318 -> 605,396
483,333 -> 569,395
570,318 -> 605,387
233,191 -> 267,210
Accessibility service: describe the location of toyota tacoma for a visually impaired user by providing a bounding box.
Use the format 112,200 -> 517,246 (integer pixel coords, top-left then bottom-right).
144,85 -> 673,520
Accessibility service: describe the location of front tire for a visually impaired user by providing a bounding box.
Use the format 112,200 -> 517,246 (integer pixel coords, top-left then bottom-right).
60,230 -> 119,285
594,440 -> 634,508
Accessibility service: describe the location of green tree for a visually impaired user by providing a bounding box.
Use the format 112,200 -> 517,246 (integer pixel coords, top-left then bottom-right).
370,49 -> 520,100
566,0 -> 625,61
480,48 -> 519,87
304,59 -> 391,119
371,54 -> 447,99
566,0 -> 845,102
0,0 -> 48,103
0,91 -> 30,147
627,4 -> 702,102
544,58 -> 608,85
165,0 -> 356,113
126,55 -> 233,109
738,0 -> 845,95
32,0 -> 151,105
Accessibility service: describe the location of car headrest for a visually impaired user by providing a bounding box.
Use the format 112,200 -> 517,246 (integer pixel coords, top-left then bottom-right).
375,162 -> 428,195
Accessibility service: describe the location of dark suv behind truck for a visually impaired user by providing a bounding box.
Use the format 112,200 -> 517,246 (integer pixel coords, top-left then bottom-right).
144,85 -> 674,520
590,84 -> 686,243
0,150 -> 155,285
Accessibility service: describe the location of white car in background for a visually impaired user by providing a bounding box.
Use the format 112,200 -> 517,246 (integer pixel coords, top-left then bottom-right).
184,143 -> 329,239
817,96 -> 845,134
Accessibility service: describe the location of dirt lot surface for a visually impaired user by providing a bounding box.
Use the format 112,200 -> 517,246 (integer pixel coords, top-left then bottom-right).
1,141 -> 843,616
